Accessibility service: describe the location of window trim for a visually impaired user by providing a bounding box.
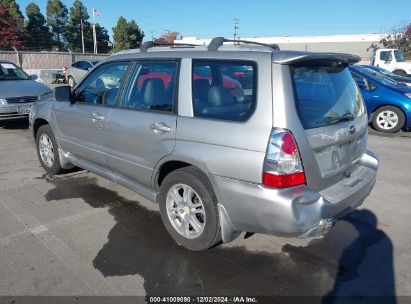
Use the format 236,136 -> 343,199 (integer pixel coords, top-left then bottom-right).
116,58 -> 181,115
191,59 -> 258,123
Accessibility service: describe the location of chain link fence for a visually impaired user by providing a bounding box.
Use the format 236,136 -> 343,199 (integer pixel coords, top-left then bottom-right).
0,50 -> 109,69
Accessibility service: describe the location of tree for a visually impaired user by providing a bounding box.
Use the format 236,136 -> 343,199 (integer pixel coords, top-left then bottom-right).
380,23 -> 411,56
95,23 -> 110,53
112,16 -> 144,52
0,4 -> 23,49
46,0 -> 68,50
24,3 -> 53,50
65,0 -> 90,52
0,0 -> 24,31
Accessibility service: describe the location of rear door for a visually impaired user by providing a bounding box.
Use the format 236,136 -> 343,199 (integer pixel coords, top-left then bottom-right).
104,60 -> 179,188
289,61 -> 368,191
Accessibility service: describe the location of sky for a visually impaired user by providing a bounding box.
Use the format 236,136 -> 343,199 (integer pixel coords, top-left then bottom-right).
16,0 -> 411,40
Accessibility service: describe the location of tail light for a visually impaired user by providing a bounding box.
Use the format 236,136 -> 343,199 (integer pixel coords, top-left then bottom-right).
263,129 -> 306,188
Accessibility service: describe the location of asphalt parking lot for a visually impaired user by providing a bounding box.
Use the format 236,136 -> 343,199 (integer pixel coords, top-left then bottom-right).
0,120 -> 411,301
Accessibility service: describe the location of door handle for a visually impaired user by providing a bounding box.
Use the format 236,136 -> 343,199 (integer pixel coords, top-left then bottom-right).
150,122 -> 171,133
90,112 -> 105,121
348,124 -> 356,134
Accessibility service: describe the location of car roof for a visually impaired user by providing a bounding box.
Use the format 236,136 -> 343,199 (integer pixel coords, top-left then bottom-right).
0,60 -> 15,64
107,44 -> 360,65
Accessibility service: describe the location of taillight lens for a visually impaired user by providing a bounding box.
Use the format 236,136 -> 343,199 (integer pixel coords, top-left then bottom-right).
263,129 -> 306,188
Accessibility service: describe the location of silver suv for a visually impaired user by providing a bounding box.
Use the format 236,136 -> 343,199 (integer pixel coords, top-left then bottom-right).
30,38 -> 379,251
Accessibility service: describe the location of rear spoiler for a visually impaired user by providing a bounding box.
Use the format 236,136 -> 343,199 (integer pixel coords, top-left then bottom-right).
272,51 -> 361,65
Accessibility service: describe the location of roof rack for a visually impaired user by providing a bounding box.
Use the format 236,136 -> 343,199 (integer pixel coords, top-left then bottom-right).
140,41 -> 203,53
207,36 -> 280,51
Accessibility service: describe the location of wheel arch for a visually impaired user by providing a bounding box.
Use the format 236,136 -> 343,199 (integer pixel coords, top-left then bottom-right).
33,118 -> 49,139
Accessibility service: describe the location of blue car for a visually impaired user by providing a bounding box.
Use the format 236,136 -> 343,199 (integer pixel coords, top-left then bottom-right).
365,65 -> 411,87
349,65 -> 411,133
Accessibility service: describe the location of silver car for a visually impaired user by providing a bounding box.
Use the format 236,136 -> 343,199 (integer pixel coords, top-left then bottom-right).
30,38 -> 379,251
0,61 -> 52,121
66,60 -> 99,87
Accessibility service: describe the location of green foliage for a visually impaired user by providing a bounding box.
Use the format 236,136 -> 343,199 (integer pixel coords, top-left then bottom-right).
46,0 -> 68,50
112,16 -> 144,52
95,24 -> 110,53
65,0 -> 89,51
24,3 -> 53,50
0,0 -> 24,30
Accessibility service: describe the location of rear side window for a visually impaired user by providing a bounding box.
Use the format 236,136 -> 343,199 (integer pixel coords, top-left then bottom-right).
121,61 -> 178,112
192,60 -> 256,122
291,62 -> 365,129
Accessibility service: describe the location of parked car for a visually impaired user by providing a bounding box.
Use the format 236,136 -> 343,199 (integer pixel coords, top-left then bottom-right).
371,48 -> 411,76
0,60 -> 52,122
66,60 -> 100,87
365,65 -> 411,86
349,65 -> 411,133
30,40 -> 378,251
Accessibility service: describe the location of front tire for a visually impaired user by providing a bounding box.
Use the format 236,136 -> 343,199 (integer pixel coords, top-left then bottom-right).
36,125 -> 64,175
371,105 -> 405,133
393,69 -> 407,77
159,167 -> 221,251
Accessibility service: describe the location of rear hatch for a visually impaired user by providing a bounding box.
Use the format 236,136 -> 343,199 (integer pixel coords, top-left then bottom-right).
290,60 -> 368,191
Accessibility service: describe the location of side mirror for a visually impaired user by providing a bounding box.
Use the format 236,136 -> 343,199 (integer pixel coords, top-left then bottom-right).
356,80 -> 367,90
54,85 -> 73,103
30,74 -> 38,81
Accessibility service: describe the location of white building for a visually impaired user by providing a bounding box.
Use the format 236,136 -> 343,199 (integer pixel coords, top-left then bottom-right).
175,33 -> 386,63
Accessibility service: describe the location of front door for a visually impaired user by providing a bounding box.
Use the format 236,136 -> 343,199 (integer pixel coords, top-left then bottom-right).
104,60 -> 179,188
53,61 -> 130,167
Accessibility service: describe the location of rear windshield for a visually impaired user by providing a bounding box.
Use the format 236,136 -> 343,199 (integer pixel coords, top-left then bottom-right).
291,62 -> 365,129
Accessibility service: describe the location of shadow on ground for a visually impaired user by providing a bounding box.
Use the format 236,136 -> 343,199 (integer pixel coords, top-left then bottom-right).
45,175 -> 395,300
0,120 -> 29,130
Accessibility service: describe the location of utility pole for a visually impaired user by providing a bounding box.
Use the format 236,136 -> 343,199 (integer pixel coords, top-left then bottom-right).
233,18 -> 239,44
150,30 -> 156,41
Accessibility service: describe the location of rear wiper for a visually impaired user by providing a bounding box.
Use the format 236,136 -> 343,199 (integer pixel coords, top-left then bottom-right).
318,112 -> 355,125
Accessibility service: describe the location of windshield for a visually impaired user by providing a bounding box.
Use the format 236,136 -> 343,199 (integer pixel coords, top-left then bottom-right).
356,66 -> 400,86
292,62 -> 365,129
0,62 -> 30,81
372,66 -> 398,77
394,50 -> 405,62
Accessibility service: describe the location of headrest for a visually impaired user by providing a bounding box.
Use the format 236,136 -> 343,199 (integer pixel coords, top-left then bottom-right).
102,88 -> 118,106
208,86 -> 235,107
142,78 -> 166,106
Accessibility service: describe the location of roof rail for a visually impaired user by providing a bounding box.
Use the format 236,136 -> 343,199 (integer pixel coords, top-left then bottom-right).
140,41 -> 202,53
207,37 -> 280,51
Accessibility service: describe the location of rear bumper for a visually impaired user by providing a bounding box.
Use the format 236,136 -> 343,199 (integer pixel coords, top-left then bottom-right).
211,150 -> 378,242
0,104 -> 33,121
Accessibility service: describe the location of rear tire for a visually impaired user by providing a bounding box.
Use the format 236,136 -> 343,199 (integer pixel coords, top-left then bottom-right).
159,167 -> 221,251
68,76 -> 75,87
36,125 -> 64,175
371,105 -> 405,133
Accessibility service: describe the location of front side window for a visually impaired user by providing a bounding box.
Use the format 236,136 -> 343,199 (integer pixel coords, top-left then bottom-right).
192,60 -> 256,121
120,61 -> 178,112
291,61 -> 365,129
0,62 -> 30,81
76,61 -> 129,106
380,51 -> 392,62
